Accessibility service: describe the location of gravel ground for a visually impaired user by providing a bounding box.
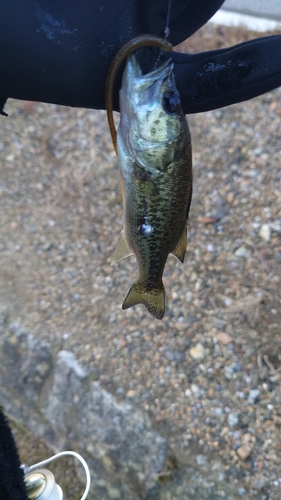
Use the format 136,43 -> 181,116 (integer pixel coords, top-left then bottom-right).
1,24 -> 281,499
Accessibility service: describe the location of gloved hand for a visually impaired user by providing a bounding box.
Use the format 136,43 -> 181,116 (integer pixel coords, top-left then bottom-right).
0,0 -> 280,115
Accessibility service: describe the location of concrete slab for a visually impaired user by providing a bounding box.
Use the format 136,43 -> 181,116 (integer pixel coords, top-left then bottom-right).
210,0 -> 281,31
222,0 -> 281,21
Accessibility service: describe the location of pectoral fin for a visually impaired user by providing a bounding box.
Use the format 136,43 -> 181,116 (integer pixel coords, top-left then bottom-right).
111,230 -> 134,265
171,225 -> 187,263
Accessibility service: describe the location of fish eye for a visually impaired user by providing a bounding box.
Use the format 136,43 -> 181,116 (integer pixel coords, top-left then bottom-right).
162,91 -> 181,115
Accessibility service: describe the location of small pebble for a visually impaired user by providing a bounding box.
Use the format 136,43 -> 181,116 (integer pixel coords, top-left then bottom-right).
126,390 -> 137,398
226,192 -> 235,203
196,454 -> 207,466
189,343 -> 206,361
215,332 -> 233,345
224,365 -> 234,380
236,445 -> 252,461
191,384 -> 202,397
185,291 -> 194,303
259,224 -> 271,241
254,475 -> 267,490
248,389 -> 260,404
228,412 -> 239,427
206,243 -> 215,252
234,246 -> 249,257
237,487 -> 247,496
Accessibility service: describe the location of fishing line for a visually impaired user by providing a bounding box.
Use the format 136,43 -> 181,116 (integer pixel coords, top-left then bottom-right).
154,0 -> 173,68
164,0 -> 173,39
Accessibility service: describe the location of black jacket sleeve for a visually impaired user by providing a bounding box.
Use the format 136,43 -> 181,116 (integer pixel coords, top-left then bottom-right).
0,409 -> 27,500
0,0 -> 280,115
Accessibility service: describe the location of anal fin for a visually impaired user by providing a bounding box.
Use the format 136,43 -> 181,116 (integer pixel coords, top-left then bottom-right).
111,230 -> 134,265
171,225 -> 187,263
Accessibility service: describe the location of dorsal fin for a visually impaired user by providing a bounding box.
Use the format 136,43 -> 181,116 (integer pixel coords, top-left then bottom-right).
111,230 -> 134,265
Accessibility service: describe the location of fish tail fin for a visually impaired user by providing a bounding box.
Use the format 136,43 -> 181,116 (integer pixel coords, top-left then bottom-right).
122,282 -> 165,320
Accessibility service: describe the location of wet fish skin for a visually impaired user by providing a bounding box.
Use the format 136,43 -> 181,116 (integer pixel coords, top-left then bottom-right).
113,54 -> 192,319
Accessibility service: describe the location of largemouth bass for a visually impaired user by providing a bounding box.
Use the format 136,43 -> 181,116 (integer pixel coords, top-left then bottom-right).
106,36 -> 192,319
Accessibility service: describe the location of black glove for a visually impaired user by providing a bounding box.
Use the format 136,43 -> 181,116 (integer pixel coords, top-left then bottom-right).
0,0 -> 280,115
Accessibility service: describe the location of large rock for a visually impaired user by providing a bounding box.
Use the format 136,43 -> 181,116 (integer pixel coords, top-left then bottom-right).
0,321 -> 168,500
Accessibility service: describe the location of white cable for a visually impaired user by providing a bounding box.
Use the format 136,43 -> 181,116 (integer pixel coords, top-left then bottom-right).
27,451 -> 91,500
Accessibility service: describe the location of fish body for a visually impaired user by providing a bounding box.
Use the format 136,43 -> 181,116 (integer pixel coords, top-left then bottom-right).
113,54 -> 192,319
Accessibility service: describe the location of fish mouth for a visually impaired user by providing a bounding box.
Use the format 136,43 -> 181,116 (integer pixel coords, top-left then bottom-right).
126,54 -> 173,91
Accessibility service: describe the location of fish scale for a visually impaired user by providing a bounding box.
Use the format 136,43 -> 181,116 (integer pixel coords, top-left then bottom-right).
122,140 -> 192,287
